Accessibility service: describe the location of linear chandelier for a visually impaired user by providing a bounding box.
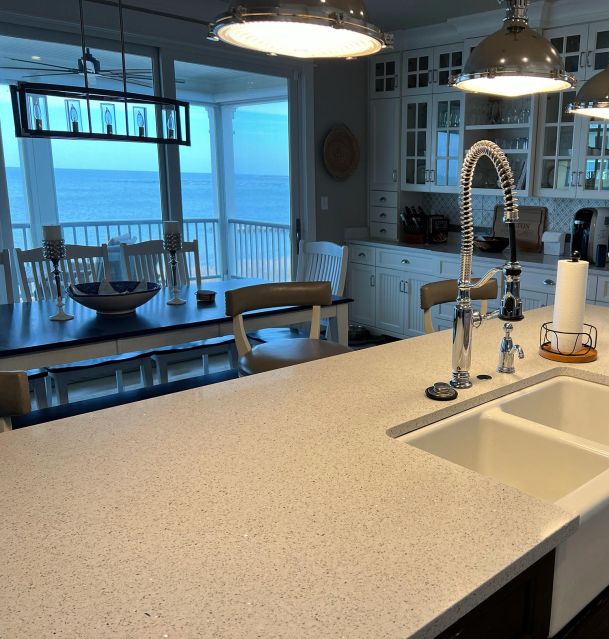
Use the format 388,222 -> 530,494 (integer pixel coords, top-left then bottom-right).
208,0 -> 391,59
11,0 -> 190,145
450,0 -> 575,97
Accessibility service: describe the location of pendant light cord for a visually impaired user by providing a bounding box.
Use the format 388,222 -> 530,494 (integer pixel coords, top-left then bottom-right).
78,0 -> 93,134
117,0 -> 129,135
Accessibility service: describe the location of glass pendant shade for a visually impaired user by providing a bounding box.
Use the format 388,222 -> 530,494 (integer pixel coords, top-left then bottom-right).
209,0 -> 390,59
569,66 -> 609,120
451,0 -> 574,97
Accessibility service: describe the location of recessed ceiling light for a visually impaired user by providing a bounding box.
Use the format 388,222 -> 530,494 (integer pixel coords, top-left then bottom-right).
31,55 -> 41,61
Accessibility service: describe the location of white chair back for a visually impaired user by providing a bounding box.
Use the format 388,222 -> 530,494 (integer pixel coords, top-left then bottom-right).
0,248 -> 14,304
16,243 -> 110,302
120,239 -> 201,288
295,240 -> 348,296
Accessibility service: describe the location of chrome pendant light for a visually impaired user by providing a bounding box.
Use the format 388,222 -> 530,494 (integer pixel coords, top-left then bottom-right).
450,0 -> 575,97
569,67 -> 609,120
208,0 -> 391,59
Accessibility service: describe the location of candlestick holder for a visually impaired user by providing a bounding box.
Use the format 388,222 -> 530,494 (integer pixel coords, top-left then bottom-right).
163,232 -> 185,305
42,239 -> 74,321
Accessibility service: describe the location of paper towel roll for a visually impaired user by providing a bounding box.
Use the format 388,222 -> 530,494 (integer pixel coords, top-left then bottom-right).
551,257 -> 589,353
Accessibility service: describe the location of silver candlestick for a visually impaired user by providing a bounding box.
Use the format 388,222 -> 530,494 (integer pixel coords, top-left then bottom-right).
42,238 -> 74,321
163,232 -> 186,305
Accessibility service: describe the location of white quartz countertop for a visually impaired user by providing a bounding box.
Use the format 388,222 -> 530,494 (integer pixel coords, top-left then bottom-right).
4,306 -> 609,638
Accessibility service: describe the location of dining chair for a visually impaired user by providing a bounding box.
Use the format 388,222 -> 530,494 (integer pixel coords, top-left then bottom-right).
420,278 -> 499,334
296,240 -> 349,296
225,281 -> 352,376
0,248 -> 14,304
120,239 -> 202,287
15,244 -> 110,302
121,239 -> 235,381
0,371 -> 31,432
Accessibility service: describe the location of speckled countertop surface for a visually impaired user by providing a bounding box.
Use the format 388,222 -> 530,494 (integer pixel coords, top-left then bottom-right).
4,306 -> 609,639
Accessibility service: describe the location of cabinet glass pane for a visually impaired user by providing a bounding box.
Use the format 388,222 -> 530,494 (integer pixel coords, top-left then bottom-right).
449,131 -> 459,156
448,159 -> 459,186
406,159 -> 415,183
545,94 -> 560,123
436,130 -> 447,156
417,131 -> 427,156
595,51 -> 609,71
439,70 -> 449,86
449,101 -> 460,127
436,158 -> 447,185
584,159 -> 602,190
541,159 -> 555,188
544,126 -> 557,155
386,61 -> 395,75
419,72 -> 429,89
596,30 -> 609,50
386,77 -> 395,92
437,101 -> 448,128
408,57 -> 417,72
416,159 -> 426,184
556,160 -> 571,189
566,35 -> 581,53
407,103 -> 416,128
439,53 -> 449,67
407,131 -> 415,156
558,127 -> 574,156
408,74 -> 417,89
417,103 -> 427,128
376,79 -> 384,92
561,91 -> 576,123
587,123 -> 605,156
375,62 -> 383,76
419,56 -> 429,71
550,37 -> 563,53
603,160 -> 609,191
565,54 -> 580,73
452,52 -> 462,66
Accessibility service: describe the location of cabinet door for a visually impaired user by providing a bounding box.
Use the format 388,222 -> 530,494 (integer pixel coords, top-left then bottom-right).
520,290 -> 549,311
402,48 -> 434,95
433,44 -> 464,93
370,54 -> 400,98
369,98 -> 400,192
401,96 -> 432,192
573,117 -> 609,199
347,263 -> 376,326
585,21 -> 609,81
536,88 -> 581,197
546,25 -> 589,84
432,94 -> 463,192
375,267 -> 407,335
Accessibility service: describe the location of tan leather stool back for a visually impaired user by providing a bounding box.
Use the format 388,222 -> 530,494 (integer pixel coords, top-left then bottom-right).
0,371 -> 31,432
420,278 -> 499,334
225,281 -> 332,357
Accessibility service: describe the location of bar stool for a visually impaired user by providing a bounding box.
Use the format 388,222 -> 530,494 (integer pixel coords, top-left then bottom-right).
420,278 -> 499,334
225,281 -> 352,376
0,371 -> 31,432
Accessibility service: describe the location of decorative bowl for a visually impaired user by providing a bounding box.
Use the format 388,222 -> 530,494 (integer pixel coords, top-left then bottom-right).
66,281 -> 161,315
474,235 -> 510,253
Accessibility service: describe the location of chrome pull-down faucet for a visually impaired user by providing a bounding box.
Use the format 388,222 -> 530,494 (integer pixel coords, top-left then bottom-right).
451,140 -> 524,389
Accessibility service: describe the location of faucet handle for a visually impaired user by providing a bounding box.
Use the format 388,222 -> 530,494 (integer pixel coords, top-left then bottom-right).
515,344 -> 525,359
503,322 -> 514,337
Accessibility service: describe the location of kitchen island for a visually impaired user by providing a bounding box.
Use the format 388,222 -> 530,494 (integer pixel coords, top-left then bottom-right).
3,305 -> 609,638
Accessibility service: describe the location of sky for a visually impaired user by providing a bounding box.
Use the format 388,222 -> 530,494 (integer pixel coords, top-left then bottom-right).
0,85 -> 290,176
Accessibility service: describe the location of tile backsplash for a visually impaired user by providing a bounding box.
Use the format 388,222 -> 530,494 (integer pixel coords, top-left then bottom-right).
424,193 -> 609,234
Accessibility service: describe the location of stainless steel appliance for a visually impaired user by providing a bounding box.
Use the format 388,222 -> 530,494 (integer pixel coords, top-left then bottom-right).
571,208 -> 609,264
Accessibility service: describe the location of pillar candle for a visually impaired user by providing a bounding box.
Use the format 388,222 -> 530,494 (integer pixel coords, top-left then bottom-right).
163,221 -> 181,236
42,225 -> 62,241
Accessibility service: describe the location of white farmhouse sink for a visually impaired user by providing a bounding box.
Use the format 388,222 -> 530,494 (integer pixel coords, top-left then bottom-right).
401,376 -> 609,637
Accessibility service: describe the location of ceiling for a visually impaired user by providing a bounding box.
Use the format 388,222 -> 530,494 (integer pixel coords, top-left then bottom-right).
123,0 -> 541,32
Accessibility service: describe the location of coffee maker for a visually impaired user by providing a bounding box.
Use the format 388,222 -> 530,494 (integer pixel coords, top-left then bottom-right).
571,208 -> 609,265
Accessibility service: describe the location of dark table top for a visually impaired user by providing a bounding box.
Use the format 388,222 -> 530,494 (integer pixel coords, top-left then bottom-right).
0,279 -> 351,357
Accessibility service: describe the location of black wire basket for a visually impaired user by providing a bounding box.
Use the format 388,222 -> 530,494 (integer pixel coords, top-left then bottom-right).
539,322 -> 598,362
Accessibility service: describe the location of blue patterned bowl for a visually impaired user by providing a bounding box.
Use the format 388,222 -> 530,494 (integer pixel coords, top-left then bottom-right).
66,281 -> 161,315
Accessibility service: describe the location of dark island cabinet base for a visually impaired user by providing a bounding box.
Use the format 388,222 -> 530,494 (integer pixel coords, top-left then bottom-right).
436,551 -> 555,639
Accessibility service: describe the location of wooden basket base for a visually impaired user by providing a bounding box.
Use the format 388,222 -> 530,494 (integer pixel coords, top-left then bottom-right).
539,343 -> 598,363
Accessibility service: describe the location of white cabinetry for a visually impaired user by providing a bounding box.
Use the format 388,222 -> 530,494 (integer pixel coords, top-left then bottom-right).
347,262 -> 376,327
369,98 -> 400,191
370,53 -> 401,98
402,44 -> 463,95
375,267 -> 408,334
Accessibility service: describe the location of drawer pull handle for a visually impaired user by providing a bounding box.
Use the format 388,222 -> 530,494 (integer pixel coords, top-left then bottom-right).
380,213 -> 387,218
380,228 -> 387,234
401,259 -> 410,264
380,196 -> 387,202
543,279 -> 556,286
358,252 -> 366,258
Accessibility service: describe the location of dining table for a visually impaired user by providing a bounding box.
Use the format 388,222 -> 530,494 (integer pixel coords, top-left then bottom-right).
0,279 -> 352,370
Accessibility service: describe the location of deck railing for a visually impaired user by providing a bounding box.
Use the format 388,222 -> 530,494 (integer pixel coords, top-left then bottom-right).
11,217 -> 292,282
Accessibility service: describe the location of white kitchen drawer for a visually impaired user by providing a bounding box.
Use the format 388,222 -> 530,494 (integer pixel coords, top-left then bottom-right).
370,207 -> 397,224
376,248 -> 437,274
370,190 -> 398,207
523,269 -> 597,301
370,222 -> 398,240
349,244 -> 375,266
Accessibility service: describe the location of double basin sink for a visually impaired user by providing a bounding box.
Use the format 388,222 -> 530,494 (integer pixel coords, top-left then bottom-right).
401,376 -> 609,637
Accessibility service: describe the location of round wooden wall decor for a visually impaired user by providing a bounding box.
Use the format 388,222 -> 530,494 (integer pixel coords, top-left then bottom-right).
323,126 -> 360,180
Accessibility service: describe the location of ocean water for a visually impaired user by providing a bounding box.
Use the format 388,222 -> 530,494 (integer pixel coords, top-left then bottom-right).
6,167 -> 291,225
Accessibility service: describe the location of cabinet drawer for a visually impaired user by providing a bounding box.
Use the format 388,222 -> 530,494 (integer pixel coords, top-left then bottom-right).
349,244 -> 375,266
370,207 -> 397,224
524,269 -> 597,301
370,190 -> 398,207
376,248 -> 436,273
370,222 -> 398,240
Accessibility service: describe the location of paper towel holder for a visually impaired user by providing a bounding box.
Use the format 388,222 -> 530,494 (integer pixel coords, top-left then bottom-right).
539,322 -> 598,363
